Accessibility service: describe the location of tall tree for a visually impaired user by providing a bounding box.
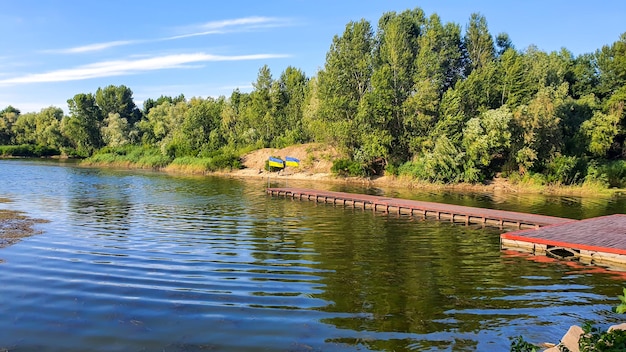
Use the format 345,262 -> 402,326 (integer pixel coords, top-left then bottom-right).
404,14 -> 462,155
495,32 -> 513,57
279,66 -> 309,144
511,84 -> 569,172
63,93 -> 103,156
35,107 -> 65,149
0,106 -> 20,145
95,85 -> 142,126
596,32 -> 626,100
359,9 -> 424,164
316,19 -> 374,151
463,13 -> 495,74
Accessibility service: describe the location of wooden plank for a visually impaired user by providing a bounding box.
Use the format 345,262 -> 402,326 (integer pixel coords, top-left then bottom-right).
501,214 -> 626,256
267,187 -> 570,228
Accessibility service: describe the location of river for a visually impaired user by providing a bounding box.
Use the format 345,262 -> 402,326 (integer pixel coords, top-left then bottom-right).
0,159 -> 625,351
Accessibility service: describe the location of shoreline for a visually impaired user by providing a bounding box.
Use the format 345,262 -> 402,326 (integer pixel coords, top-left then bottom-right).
4,155 -> 622,198
212,167 -> 623,198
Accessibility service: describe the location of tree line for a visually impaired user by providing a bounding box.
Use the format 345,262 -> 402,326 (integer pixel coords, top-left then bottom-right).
1,8 -> 625,186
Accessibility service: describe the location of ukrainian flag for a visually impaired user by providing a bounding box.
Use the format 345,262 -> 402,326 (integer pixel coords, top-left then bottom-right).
285,156 -> 300,167
268,157 -> 284,168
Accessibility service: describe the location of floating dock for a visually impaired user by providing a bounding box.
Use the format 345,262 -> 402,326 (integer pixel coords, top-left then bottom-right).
266,187 -> 570,229
267,187 -> 626,269
501,214 -> 626,269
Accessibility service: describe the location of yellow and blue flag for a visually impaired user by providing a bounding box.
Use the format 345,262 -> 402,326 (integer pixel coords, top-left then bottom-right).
285,156 -> 300,167
268,157 -> 284,168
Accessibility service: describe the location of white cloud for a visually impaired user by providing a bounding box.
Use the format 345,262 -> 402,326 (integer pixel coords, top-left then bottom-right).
46,40 -> 138,54
43,16 -> 293,54
0,52 -> 290,85
167,16 -> 293,40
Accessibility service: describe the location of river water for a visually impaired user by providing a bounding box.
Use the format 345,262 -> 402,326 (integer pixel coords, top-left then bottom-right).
0,159 -> 625,351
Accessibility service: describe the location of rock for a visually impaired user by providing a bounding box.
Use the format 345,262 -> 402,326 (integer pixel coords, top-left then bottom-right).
608,322 -> 626,332
559,325 -> 585,352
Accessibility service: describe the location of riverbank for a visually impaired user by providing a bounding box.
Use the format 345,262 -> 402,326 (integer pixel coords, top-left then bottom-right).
77,143 -> 624,198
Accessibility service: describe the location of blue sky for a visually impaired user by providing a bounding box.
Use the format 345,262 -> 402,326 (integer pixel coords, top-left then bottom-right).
1,0 -> 624,113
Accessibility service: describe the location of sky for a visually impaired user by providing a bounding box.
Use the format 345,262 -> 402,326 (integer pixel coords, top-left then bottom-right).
1,0 -> 625,114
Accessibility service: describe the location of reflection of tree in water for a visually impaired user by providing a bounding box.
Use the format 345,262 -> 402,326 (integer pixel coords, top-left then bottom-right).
69,185 -> 133,236
241,196 -> 626,351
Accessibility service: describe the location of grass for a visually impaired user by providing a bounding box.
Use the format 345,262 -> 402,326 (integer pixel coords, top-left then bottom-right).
83,145 -> 172,169
84,145 -> 243,174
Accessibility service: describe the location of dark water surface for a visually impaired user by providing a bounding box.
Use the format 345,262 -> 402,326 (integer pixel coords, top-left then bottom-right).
1,160 -> 625,351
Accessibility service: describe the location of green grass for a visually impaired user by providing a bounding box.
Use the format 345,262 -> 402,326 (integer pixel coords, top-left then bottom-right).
84,145 -> 171,169
0,144 -> 60,157
84,145 -> 243,173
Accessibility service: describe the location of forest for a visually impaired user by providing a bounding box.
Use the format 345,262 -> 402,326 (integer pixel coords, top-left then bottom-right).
1,8 -> 625,187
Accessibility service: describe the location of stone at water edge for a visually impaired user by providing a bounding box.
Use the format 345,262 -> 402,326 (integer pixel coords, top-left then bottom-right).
543,325 -> 584,352
608,322 -> 626,332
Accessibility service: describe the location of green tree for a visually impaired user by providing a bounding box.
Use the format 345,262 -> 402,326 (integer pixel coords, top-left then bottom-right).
35,107 -> 65,149
63,93 -> 103,156
596,32 -> 626,100
101,112 -> 131,148
462,106 -> 512,178
580,110 -> 620,157
243,65 -> 278,147
0,106 -> 20,145
497,48 -> 530,107
359,9 -> 424,164
95,85 -> 142,126
316,19 -> 374,151
568,53 -> 599,99
137,100 -> 188,153
165,97 -> 224,157
511,84 -> 568,172
142,94 -> 185,116
404,14 -> 463,155
495,32 -> 513,57
11,112 -> 37,145
463,13 -> 495,73
279,66 -> 309,144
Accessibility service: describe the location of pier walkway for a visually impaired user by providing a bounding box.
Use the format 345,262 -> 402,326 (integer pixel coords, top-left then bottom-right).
266,187 -> 570,229
267,187 -> 626,269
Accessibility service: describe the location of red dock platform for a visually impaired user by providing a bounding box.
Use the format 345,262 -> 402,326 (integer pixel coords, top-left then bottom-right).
501,214 -> 626,268
266,187 -> 570,229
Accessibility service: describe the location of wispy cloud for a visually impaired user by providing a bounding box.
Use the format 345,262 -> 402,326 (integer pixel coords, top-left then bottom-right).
0,52 -> 290,85
165,16 -> 293,40
46,40 -> 139,54
45,16 -> 293,54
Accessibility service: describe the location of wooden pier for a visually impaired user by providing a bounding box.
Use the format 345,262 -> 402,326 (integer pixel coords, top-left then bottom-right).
267,187 -> 626,269
501,214 -> 626,269
266,187 -> 570,229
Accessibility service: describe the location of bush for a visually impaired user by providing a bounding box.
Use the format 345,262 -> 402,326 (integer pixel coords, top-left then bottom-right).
0,144 -> 60,157
545,155 -> 587,185
331,158 -> 366,177
385,162 -> 400,176
602,160 -> 626,188
584,160 -> 626,188
398,158 -> 430,180
86,145 -> 172,168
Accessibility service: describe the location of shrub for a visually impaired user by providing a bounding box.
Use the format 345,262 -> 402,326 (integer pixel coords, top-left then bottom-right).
331,158 -> 365,177
0,144 -> 60,157
545,155 -> 587,185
